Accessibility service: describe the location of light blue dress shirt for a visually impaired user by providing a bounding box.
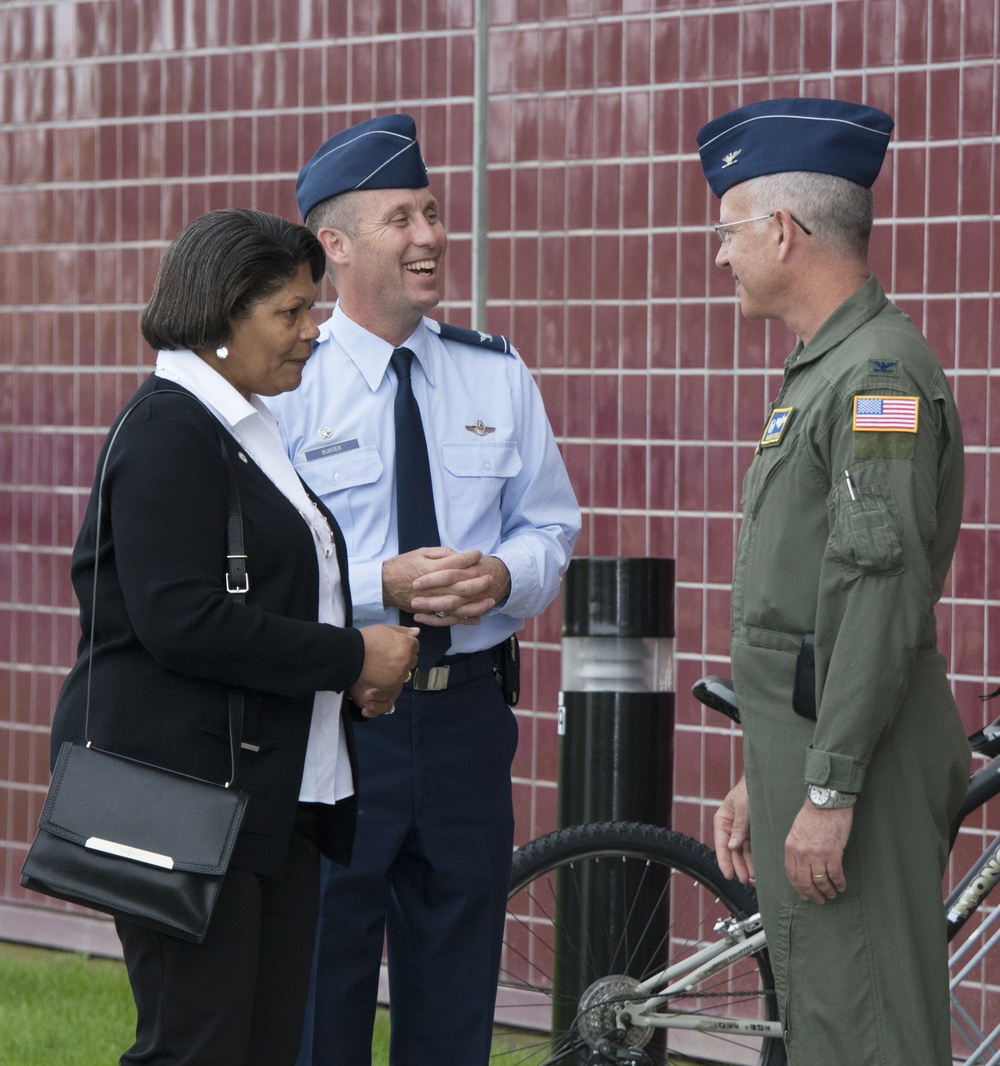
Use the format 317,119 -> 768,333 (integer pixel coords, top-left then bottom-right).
267,305 -> 581,655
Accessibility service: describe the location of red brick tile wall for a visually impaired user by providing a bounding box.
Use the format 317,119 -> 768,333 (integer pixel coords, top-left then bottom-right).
2,0 -> 999,1034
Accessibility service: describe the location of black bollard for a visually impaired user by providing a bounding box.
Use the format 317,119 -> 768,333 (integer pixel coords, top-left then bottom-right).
558,556 -> 675,827
553,557 -> 675,1045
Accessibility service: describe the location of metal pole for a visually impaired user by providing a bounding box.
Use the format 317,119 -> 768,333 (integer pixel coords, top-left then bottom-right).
471,0 -> 490,330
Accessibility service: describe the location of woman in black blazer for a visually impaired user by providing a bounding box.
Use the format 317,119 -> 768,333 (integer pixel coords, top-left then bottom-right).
48,209 -> 418,1066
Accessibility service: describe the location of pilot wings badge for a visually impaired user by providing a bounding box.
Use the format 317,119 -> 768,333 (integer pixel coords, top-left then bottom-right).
465,420 -> 496,436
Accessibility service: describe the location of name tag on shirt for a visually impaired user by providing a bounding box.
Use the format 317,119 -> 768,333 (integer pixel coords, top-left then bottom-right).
303,438 -> 360,462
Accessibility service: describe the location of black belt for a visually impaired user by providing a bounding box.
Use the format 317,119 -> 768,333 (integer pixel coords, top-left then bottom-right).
408,649 -> 496,692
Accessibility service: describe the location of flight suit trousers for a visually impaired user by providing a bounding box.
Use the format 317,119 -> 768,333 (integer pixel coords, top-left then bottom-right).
734,644 -> 969,1066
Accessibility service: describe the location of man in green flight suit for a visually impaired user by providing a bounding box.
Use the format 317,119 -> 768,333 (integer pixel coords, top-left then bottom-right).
697,97 -> 970,1065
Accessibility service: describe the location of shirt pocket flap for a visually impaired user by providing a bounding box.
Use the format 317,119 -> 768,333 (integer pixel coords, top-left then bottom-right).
442,440 -> 522,478
295,444 -> 384,495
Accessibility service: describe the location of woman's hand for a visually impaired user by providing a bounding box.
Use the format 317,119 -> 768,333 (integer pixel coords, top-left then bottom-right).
351,625 -> 419,717
349,684 -> 398,718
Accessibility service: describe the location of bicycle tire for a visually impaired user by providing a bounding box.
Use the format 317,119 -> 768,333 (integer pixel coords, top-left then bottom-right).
492,821 -> 786,1066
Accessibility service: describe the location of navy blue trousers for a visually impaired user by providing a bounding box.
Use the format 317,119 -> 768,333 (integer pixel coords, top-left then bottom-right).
296,672 -> 517,1066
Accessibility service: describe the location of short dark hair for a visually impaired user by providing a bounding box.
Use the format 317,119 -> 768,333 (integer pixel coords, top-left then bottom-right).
305,192 -> 360,239
141,209 -> 326,351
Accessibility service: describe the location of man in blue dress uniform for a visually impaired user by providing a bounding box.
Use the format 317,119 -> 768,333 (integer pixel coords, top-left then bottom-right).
270,114 -> 581,1066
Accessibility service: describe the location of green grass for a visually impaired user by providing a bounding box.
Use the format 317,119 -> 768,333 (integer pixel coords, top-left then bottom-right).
0,941 -> 713,1065
0,942 -> 711,1064
0,941 -> 550,1065
0,941 -> 135,1065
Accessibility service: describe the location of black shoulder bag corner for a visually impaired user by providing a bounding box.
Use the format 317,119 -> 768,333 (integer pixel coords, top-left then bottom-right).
21,393 -> 250,943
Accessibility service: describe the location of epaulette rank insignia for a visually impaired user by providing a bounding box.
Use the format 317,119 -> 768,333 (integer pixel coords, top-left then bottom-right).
759,407 -> 794,449
436,321 -> 512,354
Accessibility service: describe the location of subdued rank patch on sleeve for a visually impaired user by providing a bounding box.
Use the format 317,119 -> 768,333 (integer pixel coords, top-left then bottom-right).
852,395 -> 919,432
867,359 -> 899,376
759,407 -> 794,448
852,395 -> 919,460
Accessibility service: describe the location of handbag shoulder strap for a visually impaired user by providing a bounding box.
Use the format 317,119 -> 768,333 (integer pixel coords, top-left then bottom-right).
85,386 -> 246,787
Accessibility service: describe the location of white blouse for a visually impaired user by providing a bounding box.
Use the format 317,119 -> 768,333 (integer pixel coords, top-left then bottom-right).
155,349 -> 353,804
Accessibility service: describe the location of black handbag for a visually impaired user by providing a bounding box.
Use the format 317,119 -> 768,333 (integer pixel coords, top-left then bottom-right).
21,392 -> 250,943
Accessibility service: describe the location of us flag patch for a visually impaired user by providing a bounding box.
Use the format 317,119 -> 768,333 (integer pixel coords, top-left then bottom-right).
852,395 -> 919,433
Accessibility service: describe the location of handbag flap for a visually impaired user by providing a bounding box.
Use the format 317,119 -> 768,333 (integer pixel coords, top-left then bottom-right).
39,742 -> 248,875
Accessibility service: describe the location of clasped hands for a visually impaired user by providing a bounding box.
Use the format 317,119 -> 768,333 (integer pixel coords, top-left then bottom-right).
348,548 -> 510,719
383,546 -> 510,626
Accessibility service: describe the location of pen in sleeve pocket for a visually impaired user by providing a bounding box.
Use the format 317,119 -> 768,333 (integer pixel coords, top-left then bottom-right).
844,469 -> 858,500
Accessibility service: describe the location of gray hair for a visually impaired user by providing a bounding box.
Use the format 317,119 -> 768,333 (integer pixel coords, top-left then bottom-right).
740,171 -> 874,258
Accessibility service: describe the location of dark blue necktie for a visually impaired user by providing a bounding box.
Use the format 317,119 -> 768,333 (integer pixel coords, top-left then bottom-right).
391,347 -> 451,670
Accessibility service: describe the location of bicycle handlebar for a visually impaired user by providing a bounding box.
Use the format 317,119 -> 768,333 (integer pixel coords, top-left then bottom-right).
691,677 -> 740,724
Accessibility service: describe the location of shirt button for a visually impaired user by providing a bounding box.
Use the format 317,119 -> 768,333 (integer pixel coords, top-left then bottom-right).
334,472 -> 344,482
484,461 -> 492,470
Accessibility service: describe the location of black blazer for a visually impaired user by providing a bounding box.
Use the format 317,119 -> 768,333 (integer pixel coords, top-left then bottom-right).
51,377 -> 366,877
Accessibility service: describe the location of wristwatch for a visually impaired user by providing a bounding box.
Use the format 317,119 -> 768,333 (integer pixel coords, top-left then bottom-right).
806,784 -> 857,809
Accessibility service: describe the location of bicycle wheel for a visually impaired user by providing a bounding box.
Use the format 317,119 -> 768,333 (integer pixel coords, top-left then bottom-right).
492,822 -> 785,1066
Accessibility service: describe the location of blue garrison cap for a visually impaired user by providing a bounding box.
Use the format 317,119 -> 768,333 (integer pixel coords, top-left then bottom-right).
697,98 -> 894,198
295,114 -> 429,220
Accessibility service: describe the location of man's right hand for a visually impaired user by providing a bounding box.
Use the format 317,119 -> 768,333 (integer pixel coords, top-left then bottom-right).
714,775 -> 755,885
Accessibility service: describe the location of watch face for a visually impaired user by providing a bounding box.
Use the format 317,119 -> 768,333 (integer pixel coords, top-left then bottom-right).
809,786 -> 832,806
808,785 -> 854,809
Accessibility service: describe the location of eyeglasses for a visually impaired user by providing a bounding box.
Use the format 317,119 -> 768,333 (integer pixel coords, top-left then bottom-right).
713,212 -> 813,243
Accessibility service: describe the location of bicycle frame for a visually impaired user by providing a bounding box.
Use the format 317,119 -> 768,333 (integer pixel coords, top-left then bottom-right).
946,824 -> 1000,1066
617,913 -> 783,1041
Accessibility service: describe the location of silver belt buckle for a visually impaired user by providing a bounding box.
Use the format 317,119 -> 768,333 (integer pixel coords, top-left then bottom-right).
412,665 -> 451,691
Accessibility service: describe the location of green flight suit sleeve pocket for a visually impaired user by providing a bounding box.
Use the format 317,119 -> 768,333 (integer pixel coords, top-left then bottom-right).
828,471 -> 904,575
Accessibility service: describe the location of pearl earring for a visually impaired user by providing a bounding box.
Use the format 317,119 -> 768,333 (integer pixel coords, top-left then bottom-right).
215,346 -> 228,360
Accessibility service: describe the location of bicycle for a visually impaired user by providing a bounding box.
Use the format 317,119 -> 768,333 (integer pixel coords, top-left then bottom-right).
491,677 -> 1000,1065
